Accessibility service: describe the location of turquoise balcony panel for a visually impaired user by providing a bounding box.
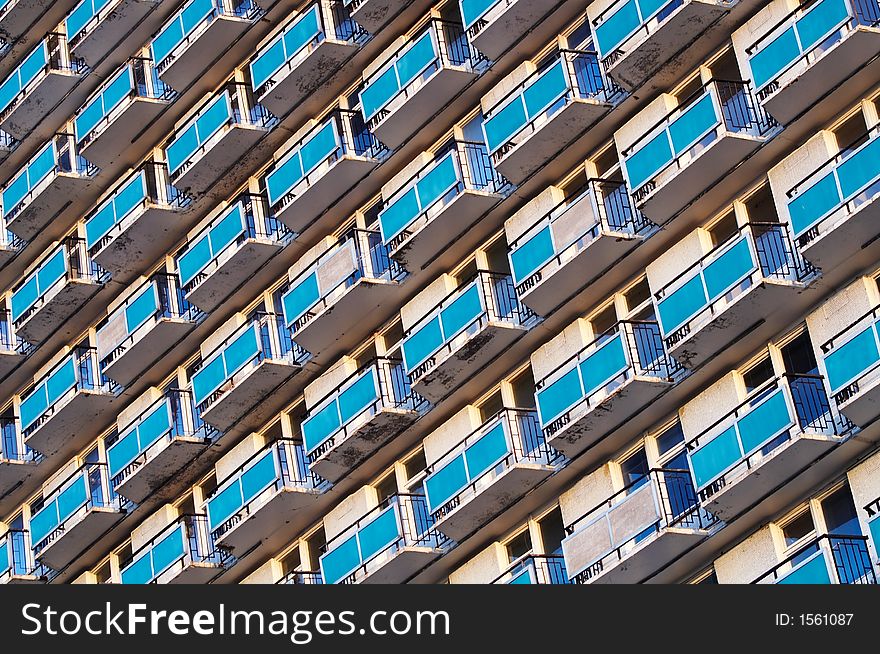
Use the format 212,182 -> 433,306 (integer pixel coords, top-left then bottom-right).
621,80 -> 776,222
166,93 -> 231,175
535,321 -> 683,457
251,3 -> 366,116
754,535 -> 876,584
358,18 -> 483,149
152,0 -> 263,91
460,0 -> 560,61
746,0 -> 880,124
30,463 -> 122,570
590,0 -> 729,91
10,237 -> 106,343
562,468 -> 716,583
425,409 -> 559,540
653,224 -> 812,368
379,141 -> 507,270
2,135 -> 99,242
507,179 -> 655,316
0,530 -> 46,584
685,375 -> 842,519
283,230 -> 406,357
483,50 -> 621,184
193,315 -> 305,431
787,128 -> 880,272
206,440 -> 324,551
401,272 -> 532,402
304,358 -> 427,482
320,494 -> 445,584
179,194 -> 290,312
120,523 -> 187,584
67,0 -> 166,66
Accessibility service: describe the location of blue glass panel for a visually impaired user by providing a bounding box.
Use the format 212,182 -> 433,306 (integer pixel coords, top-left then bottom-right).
425,454 -> 467,511
510,226 -> 554,284
579,333 -> 627,396
464,422 -> 509,478
508,567 -> 533,584
738,389 -> 792,455
439,284 -> 483,340
266,150 -> 304,206
484,99 -> 527,153
639,0 -> 670,19
338,369 -> 379,424
192,355 -> 226,405
402,317 -> 443,371
180,0 -> 215,34
138,402 -> 172,451
302,401 -> 342,453
824,325 -> 879,392
0,541 -> 9,575
36,247 -> 68,297
283,5 -> 322,63
796,0 -> 849,51
360,66 -> 399,121
29,141 -> 57,187
45,357 -> 77,405
150,526 -> 186,577
152,18 -> 184,65
67,0 -> 102,39
209,204 -> 246,253
166,125 -> 198,175
196,95 -> 230,143
19,384 -> 48,431
124,284 -> 159,334
56,474 -> 88,523
658,274 -> 708,335
299,121 -> 338,176
750,28 -> 799,89
595,0 -> 640,55
0,44 -> 48,114
85,202 -> 116,250
461,0 -> 498,28
223,326 -> 259,378
321,534 -> 360,584
178,235 -> 212,286
522,60 -> 567,119
250,38 -> 286,91
240,450 -> 277,503
283,273 -> 320,326
3,168 -> 31,213
358,506 -> 399,561
869,516 -> 880,556
76,96 -> 106,140
668,94 -> 716,155
396,32 -> 436,88
113,172 -> 147,221
778,552 -> 832,584
379,187 -> 420,242
107,428 -> 141,478
703,237 -> 754,300
416,153 -> 458,208
536,367 -> 583,425
837,136 -> 880,200
10,276 -> 38,322
625,131 -> 672,190
690,425 -> 741,488
29,501 -> 58,546
788,172 -> 840,237
207,482 -> 244,531
121,550 -> 154,584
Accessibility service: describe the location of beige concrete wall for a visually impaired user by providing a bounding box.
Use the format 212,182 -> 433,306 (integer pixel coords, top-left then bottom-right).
382,151 -> 434,199
731,0 -> 801,83
530,318 -> 592,382
504,186 -> 565,243
363,35 -> 408,79
31,344 -> 75,387
240,558 -> 282,584
646,228 -> 713,293
201,312 -> 248,357
615,94 -> 679,154
116,387 -> 164,432
215,433 -> 267,483
768,131 -> 837,222
324,486 -> 379,542
480,60 -> 536,113
422,405 -> 483,465
715,525 -> 778,584
131,504 -> 179,552
72,571 -> 98,584
448,542 -> 509,584
558,464 -> 615,527
304,356 -> 359,408
679,372 -> 742,440
806,277 -> 878,349
400,274 -> 459,330
288,236 -> 336,283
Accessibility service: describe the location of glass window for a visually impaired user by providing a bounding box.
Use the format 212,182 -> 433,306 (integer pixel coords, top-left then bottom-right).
506,529 -> 532,562
590,304 -> 617,342
821,487 -> 860,536
620,449 -> 649,489
538,509 -> 565,555
782,511 -> 814,549
656,421 -> 685,459
742,356 -> 774,395
780,332 -> 818,376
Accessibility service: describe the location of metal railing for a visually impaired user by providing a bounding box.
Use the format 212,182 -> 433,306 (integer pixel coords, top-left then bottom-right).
592,0 -> 687,67
0,530 -> 51,583
820,302 -> 880,407
490,553 -> 570,584
752,534 -> 877,584
0,309 -> 32,356
0,414 -> 39,464
277,569 -> 323,584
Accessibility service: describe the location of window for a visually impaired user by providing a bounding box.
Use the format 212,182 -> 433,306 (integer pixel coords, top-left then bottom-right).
510,369 -> 537,409
707,211 -> 738,247
565,18 -> 593,51
404,449 -> 427,483
624,278 -> 651,314
656,421 -> 685,459
538,509 -> 565,556
590,303 -> 617,342
833,111 -> 868,158
306,528 -> 325,571
620,448 -> 649,490
780,331 -> 818,376
820,486 -> 860,536
279,547 -> 302,576
505,529 -> 532,562
781,510 -> 816,566
374,473 -> 398,504
742,356 -> 774,395
478,391 -> 504,422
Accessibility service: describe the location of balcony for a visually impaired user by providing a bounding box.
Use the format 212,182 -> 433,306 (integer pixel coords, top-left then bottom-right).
0,218 -> 23,267
654,223 -> 814,368
0,0 -> 65,41
152,0 -> 264,91
461,0 -> 560,61
508,178 -> 655,316
87,163 -> 192,282
284,230 -> 406,356
0,33 -> 87,140
97,275 -> 202,387
2,134 -> 99,241
10,237 -> 108,344
484,50 -> 623,184
192,314 -> 306,431
785,126 -> 880,272
592,0 -> 730,91
108,390 -> 216,504
753,534 -> 876,584
277,569 -> 323,584
179,194 -> 291,313
359,18 -> 486,150
0,530 -> 48,584
251,2 -> 367,116
621,79 -> 776,222
30,462 -> 124,569
379,141 -> 508,270
266,109 -> 388,233
424,409 -> 561,541
535,320 -> 683,457
0,309 -> 32,377
166,82 -> 276,195
401,271 -> 534,403
344,0 -> 406,33
490,554 -> 570,584
562,468 -> 718,583
320,494 -> 447,584
120,514 -> 229,584
21,347 -> 119,460
67,0 -> 163,65
0,415 -> 39,498
820,303 -> 880,426
745,0 -> 880,125
206,439 -> 326,552
686,375 -> 846,521
76,57 -> 177,168
302,358 -> 427,483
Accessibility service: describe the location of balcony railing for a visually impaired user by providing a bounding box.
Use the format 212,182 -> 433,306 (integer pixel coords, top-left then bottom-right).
0,309 -> 33,356
378,140 -> 508,251
746,0 -> 880,101
0,530 -> 50,583
490,553 -> 570,584
509,176 -> 654,295
205,439 -> 327,540
424,408 -> 562,519
592,0 -> 688,67
622,79 -> 776,202
301,357 -> 427,461
0,414 -> 39,464
483,49 -> 622,163
401,271 -> 535,381
77,57 -> 177,149
106,388 -> 218,491
820,302 -> 880,407
686,374 -> 847,500
283,229 -> 405,336
277,569 -> 323,584
654,222 -> 814,349
563,468 -> 718,583
11,236 -> 108,329
753,534 -> 877,584
535,320 -> 684,437
320,493 -> 447,584
119,514 -> 229,584
178,193 -> 290,295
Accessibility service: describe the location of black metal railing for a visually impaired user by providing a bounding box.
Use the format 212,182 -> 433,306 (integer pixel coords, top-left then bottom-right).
752,534 -> 876,584
0,530 -> 50,583
491,553 -> 570,584
277,569 -> 324,585
592,0 -> 685,67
